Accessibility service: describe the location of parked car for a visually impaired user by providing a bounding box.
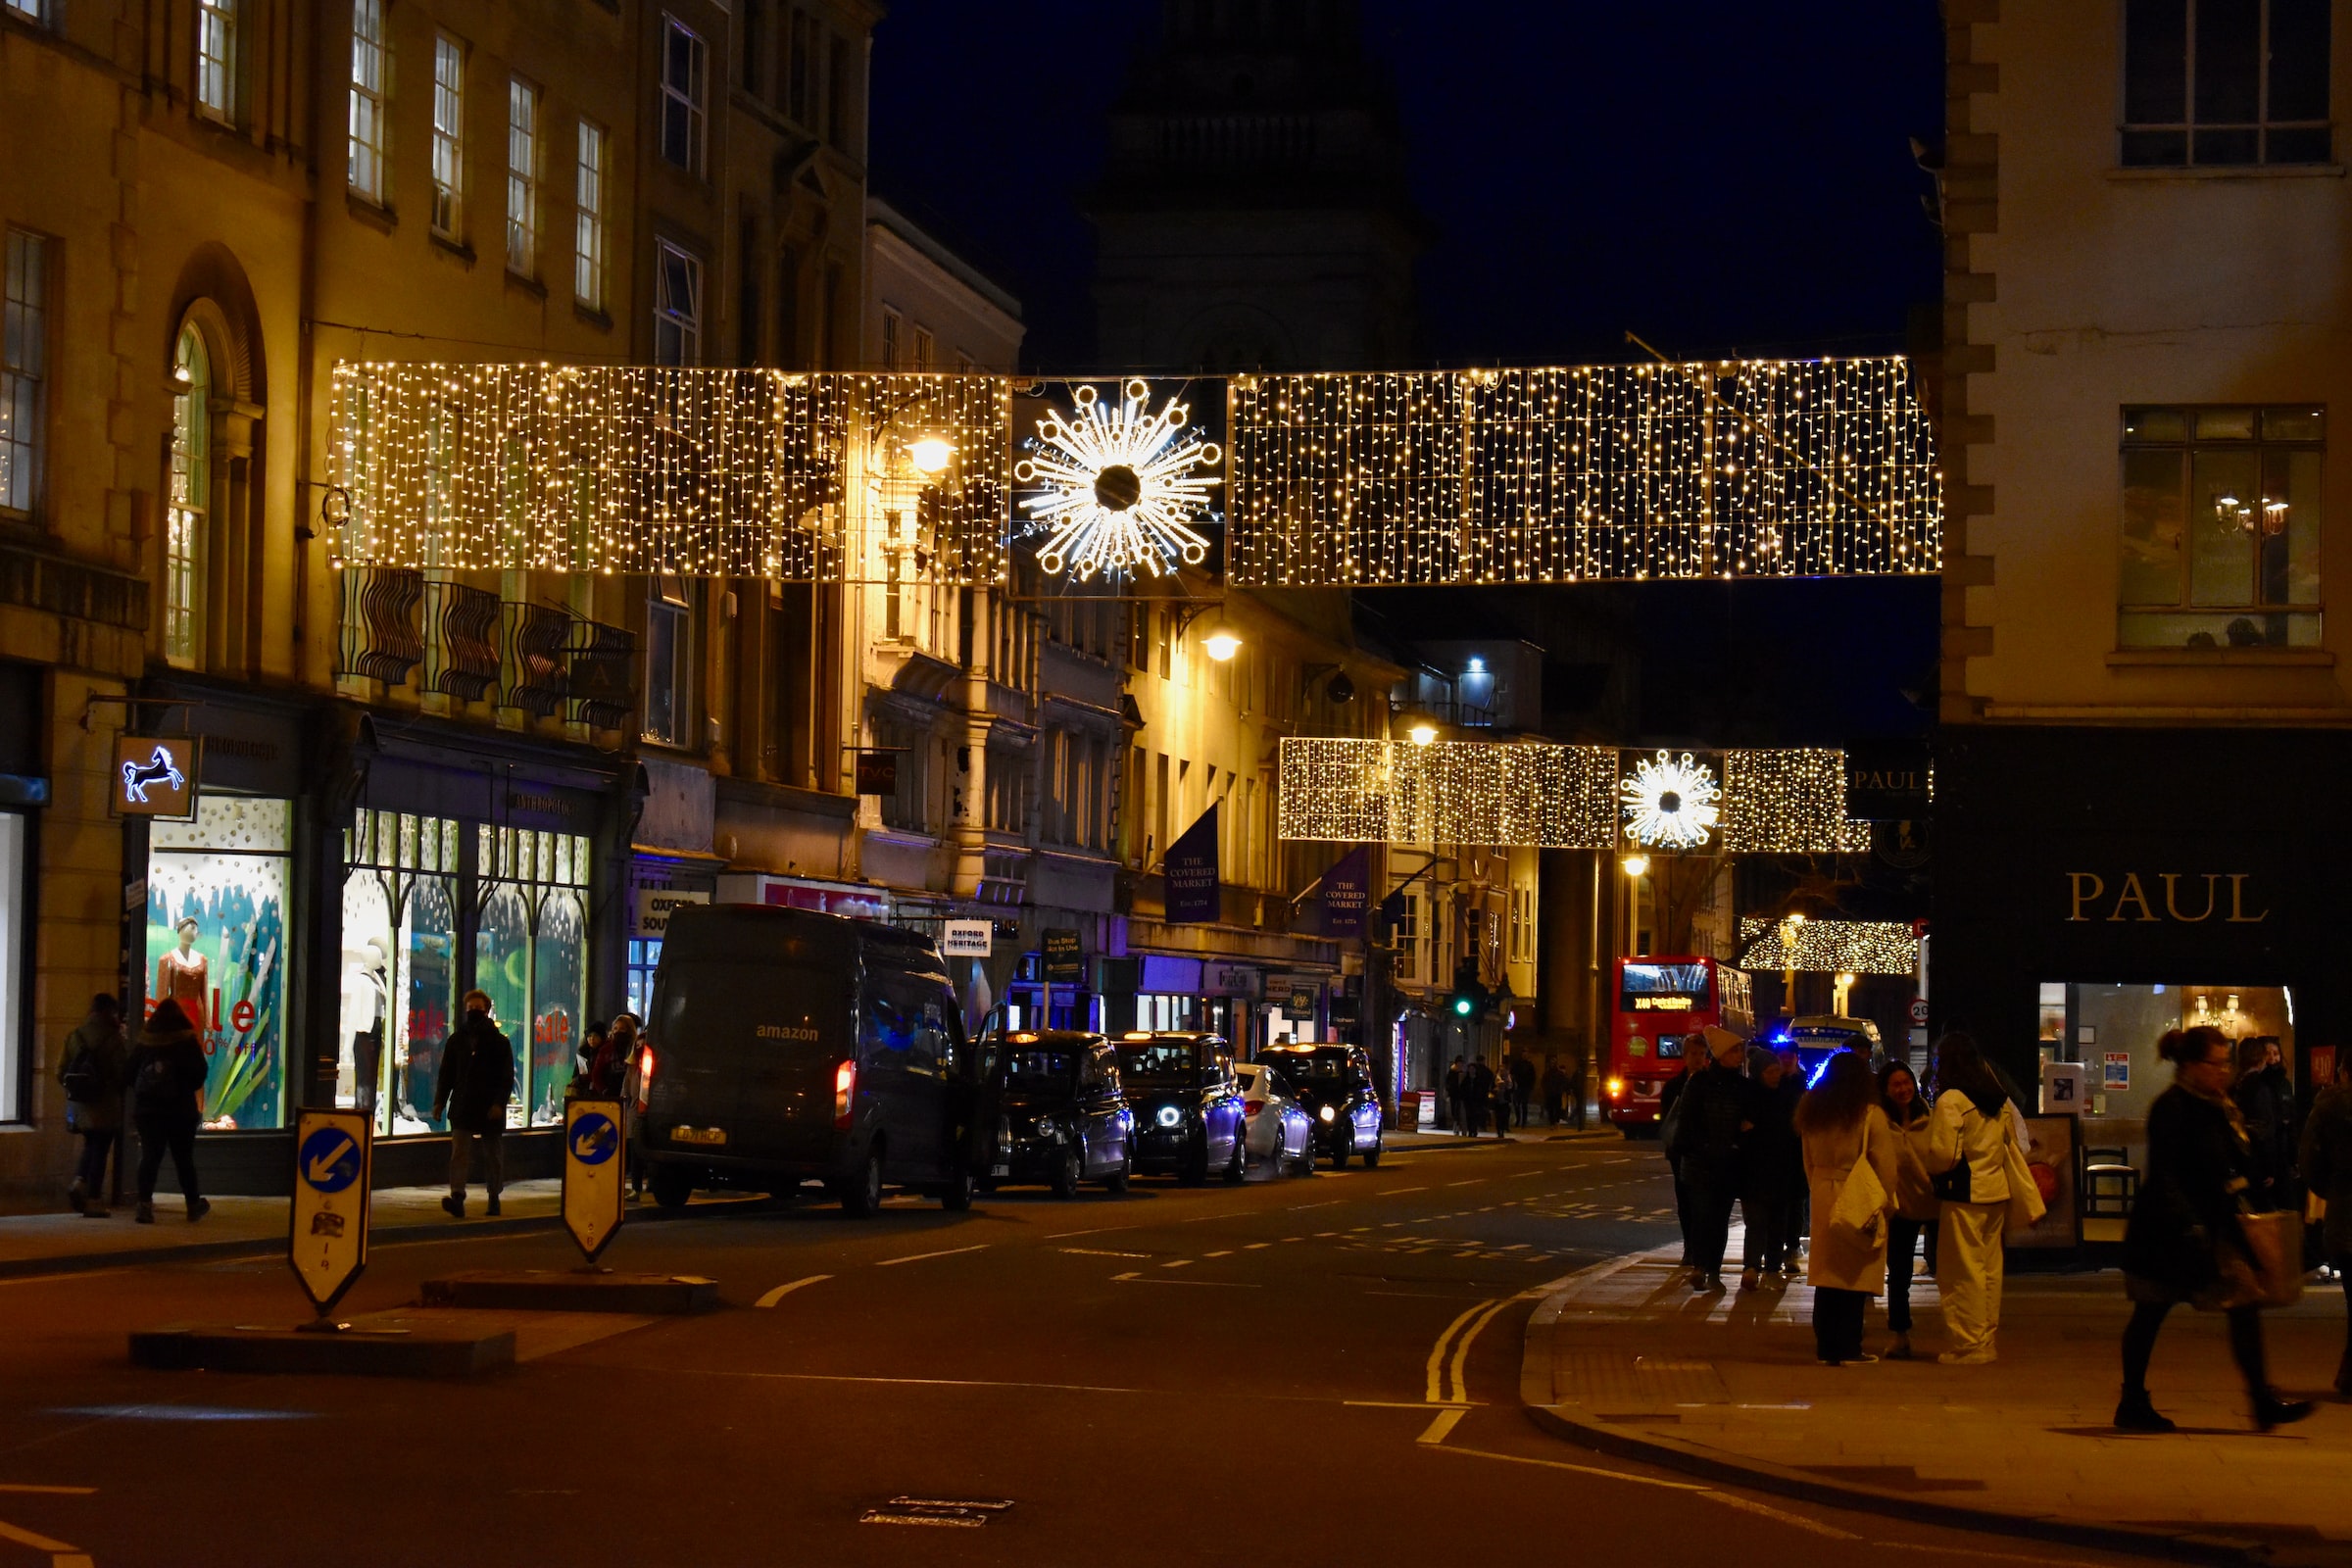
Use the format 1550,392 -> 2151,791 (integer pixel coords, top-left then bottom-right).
637,905 -> 979,1216
1762,1014 -> 1887,1088
1114,1031 -> 1247,1185
1257,1043 -> 1385,1168
1234,1060 -> 1317,1177
981,1030 -> 1136,1199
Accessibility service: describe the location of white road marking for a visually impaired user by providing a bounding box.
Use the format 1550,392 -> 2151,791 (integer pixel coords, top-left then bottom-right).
876,1244 -> 989,1268
664,1367 -> 1138,1395
1383,1186 -> 1428,1195
0,1489 -> 93,1497
1699,1491 -> 1862,1542
1243,1242 -> 1271,1250
1159,1259 -> 1194,1269
1045,1224 -> 1140,1239
1059,1248 -> 1150,1259
755,1275 -> 832,1308
1420,1442 -> 1708,1492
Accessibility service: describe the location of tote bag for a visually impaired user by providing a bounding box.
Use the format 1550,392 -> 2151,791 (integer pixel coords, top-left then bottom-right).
1831,1121 -> 1888,1242
2002,1126 -> 2047,1231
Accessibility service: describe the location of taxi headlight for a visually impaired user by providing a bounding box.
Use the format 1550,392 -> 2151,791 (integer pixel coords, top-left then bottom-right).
1156,1104 -> 1183,1129
1318,1104 -> 1337,1124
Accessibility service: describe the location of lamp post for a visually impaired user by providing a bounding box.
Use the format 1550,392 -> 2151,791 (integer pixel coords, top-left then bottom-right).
1779,911 -> 1807,1017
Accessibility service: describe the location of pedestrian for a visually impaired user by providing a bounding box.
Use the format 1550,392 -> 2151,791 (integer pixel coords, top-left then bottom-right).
573,1020 -> 607,1098
1658,1067 -> 1693,1265
2119,1026 -> 2314,1432
2297,1058 -> 2352,1394
1542,1055 -> 1570,1127
1510,1049 -> 1536,1128
1469,1056 -> 1501,1140
125,999 -> 210,1225
1879,1061 -> 1939,1359
1666,1025 -> 1751,1292
587,1012 -> 636,1098
58,993 -> 129,1218
613,1013 -> 649,1200
1738,1046 -> 1798,1290
2231,1035 -> 2295,1214
1776,1047 -> 1808,1273
1795,1052 -> 1899,1365
435,989 -> 514,1218
1927,1031 -> 2026,1364
1446,1056 -> 1468,1137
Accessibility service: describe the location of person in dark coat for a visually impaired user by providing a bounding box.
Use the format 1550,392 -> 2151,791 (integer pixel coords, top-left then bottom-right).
2231,1036 -> 2295,1212
1666,1026 -> 1752,1292
1775,1048 -> 1809,1272
1737,1047 -> 1798,1289
1509,1050 -> 1537,1128
2297,1068 -> 2352,1394
1542,1057 -> 1571,1126
1658,1067 -> 1692,1265
60,994 -> 129,1218
1445,1057 -> 1468,1137
435,989 -> 515,1218
126,1000 -> 210,1225
2118,1026 -> 2313,1433
1467,1057 -> 1501,1140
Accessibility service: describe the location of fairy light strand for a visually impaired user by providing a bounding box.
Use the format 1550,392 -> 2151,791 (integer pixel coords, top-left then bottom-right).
1736,917 -> 1920,976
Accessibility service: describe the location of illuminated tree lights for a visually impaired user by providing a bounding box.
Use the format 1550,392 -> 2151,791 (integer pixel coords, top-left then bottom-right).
1736,918 -> 1920,976
1620,751 -> 1722,850
1278,739 -> 1874,853
1017,380 -> 1222,581
1225,359 -> 1939,586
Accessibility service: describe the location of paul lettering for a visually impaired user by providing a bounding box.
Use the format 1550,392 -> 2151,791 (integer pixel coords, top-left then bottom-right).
2229,873 -> 2270,924
2108,872 -> 2159,923
2161,872 -> 2220,923
2067,871 -> 2105,922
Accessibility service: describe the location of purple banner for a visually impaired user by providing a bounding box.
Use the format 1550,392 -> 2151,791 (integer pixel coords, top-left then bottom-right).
1163,806 -> 1220,924
1322,846 -> 1372,938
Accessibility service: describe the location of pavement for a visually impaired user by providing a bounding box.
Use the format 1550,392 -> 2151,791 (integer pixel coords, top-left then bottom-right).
1521,1227 -> 2352,1565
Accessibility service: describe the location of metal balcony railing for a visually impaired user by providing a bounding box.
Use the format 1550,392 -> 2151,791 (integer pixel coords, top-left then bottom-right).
422,579 -> 501,702
565,618 -> 635,730
500,602 -> 569,718
337,565 -> 424,685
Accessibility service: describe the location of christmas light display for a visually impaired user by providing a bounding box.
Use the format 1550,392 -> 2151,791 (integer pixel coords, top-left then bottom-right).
1279,739 -> 1874,853
1224,358 -> 1938,585
1736,918 -> 1919,976
1016,379 -> 1222,581
327,364 -> 1010,581
1619,750 -> 1722,850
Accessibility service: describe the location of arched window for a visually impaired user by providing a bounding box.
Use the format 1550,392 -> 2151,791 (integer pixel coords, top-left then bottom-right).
166,324 -> 210,667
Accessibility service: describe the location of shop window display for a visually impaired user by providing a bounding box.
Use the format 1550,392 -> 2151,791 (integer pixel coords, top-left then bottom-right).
342,810 -> 462,1135
476,824 -> 589,1126
147,798 -> 290,1130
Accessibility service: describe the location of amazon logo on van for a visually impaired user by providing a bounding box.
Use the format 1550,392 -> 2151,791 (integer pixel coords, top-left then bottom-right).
756,1024 -> 820,1041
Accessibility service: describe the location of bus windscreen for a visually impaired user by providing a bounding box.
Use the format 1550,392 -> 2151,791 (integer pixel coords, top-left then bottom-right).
1620,962 -> 1712,1012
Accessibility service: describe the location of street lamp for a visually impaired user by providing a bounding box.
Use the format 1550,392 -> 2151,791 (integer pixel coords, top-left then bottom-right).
1619,853 -> 1649,879
1778,911 -> 1808,1017
907,436 -> 956,475
1200,616 -> 1241,662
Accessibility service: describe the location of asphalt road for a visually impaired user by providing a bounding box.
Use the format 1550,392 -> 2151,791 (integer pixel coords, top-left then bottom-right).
0,1135 -> 2139,1568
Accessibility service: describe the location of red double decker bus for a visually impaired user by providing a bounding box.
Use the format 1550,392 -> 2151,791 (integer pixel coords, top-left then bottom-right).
1601,956 -> 1753,1132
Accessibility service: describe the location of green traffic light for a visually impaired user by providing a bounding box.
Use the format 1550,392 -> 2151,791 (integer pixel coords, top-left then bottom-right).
1452,997 -> 1473,1016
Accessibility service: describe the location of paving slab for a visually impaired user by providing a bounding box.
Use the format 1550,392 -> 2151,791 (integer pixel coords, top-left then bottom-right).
420,1268 -> 721,1313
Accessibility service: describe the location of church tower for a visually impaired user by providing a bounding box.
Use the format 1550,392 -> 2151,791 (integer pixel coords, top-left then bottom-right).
1089,0 -> 1423,371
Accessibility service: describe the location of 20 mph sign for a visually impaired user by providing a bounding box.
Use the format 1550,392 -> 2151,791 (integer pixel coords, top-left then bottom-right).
289,1107 -> 372,1315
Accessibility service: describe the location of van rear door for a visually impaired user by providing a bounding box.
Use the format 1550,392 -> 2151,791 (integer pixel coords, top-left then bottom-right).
645,960 -> 753,1151
729,965 -> 856,1169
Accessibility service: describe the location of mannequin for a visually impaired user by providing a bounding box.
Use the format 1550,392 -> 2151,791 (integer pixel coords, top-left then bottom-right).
343,938 -> 389,1117
155,917 -> 210,1035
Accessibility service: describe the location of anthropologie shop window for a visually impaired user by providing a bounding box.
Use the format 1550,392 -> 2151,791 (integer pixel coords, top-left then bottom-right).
475,824 -> 590,1127
2119,405 -> 2322,649
342,810 -> 464,1135
0,810 -> 24,1122
147,797 -> 291,1130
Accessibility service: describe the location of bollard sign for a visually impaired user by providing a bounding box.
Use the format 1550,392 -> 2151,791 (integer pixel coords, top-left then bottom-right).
289,1108 -> 372,1315
564,1096 -> 626,1263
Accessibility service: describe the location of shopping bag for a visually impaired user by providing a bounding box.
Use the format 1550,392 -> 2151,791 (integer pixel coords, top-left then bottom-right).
1832,1126 -> 1888,1242
2236,1209 -> 2305,1309
2002,1134 -> 2047,1230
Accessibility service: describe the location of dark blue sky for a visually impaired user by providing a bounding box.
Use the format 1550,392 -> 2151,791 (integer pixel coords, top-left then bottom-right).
867,2 -> 1945,368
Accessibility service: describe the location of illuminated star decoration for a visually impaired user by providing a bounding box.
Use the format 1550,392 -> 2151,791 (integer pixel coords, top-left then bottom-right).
1619,750 -> 1722,851
1016,379 -> 1222,581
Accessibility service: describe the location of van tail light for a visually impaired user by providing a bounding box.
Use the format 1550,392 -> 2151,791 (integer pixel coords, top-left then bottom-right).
1244,1100 -> 1262,1117
635,1044 -> 657,1113
833,1059 -> 857,1129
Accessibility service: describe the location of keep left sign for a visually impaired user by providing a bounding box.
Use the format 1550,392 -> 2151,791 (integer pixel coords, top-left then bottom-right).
289,1108 -> 371,1315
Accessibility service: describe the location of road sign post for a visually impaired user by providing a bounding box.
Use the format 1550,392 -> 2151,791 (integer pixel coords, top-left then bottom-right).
564,1096 -> 626,1265
289,1107 -> 371,1324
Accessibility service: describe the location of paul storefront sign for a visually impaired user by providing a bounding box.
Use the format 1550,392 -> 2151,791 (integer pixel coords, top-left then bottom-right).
2064,870 -> 2269,924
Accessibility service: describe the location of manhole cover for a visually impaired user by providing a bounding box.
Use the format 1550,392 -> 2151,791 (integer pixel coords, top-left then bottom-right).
860,1497 -> 1014,1529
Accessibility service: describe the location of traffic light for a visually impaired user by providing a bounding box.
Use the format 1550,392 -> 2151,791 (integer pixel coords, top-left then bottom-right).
1447,960 -> 1489,1020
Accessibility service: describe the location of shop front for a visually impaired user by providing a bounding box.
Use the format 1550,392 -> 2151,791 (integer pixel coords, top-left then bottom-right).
1936,725 -> 2340,1192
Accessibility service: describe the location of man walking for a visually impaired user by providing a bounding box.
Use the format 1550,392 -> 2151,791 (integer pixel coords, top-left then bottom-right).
436,990 -> 514,1218
59,994 -> 128,1217
1666,1026 -> 1753,1292
1510,1049 -> 1536,1128
1446,1056 -> 1468,1136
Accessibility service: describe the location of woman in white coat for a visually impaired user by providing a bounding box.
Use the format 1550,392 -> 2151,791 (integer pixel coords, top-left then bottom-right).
1927,1032 -> 2029,1365
1796,1052 -> 1901,1366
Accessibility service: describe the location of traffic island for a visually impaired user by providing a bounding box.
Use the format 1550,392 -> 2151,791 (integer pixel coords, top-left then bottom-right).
420,1269 -> 721,1314
130,1312 -> 516,1379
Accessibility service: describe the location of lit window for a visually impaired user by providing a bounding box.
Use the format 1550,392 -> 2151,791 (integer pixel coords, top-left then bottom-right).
2119,406 -> 2323,650
348,0 -> 387,202
431,33 -> 465,239
506,77 -> 539,274
5,0 -> 47,25
167,325 -> 211,668
653,240 -> 701,366
660,16 -> 708,176
1,230 -> 47,517
574,120 -> 608,311
2122,0 -> 2330,167
197,0 -> 237,122
644,576 -> 693,747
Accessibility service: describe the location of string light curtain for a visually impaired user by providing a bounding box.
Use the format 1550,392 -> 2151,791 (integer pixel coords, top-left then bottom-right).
328,364 -> 1011,582
1736,917 -> 1919,976
1279,738 -> 1874,852
1225,358 -> 1938,586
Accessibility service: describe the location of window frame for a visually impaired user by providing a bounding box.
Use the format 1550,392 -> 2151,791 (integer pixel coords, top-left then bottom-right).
166,322 -> 212,669
430,32 -> 466,242
653,238 -> 702,367
660,14 -> 709,177
196,0 -> 239,123
3,0 -> 46,25
348,0 -> 389,204
642,575 -> 695,748
573,119 -> 609,313
2120,0 -> 2333,168
1,227 -> 50,521
506,75 -> 541,276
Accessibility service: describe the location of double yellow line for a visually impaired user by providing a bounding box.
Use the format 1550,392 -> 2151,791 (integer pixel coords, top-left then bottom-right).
1416,1296 -> 1511,1443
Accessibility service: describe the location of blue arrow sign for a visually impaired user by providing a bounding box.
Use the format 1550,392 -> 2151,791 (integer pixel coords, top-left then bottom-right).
568,1111 -> 618,1166
299,1127 -> 362,1193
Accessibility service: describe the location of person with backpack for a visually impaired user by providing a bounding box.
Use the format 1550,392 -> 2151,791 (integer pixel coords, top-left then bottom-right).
435,989 -> 514,1218
126,999 -> 210,1224
59,993 -> 128,1217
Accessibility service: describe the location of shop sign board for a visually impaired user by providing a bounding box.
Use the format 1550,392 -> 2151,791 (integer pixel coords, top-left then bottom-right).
1322,846 -> 1372,937
2102,1052 -> 2132,1091
634,888 -> 710,939
1042,928 -> 1084,985
564,1096 -> 626,1263
1164,807 -> 1220,923
1203,962 -> 1260,999
289,1108 -> 371,1315
1843,741 -> 1932,821
855,751 -> 900,796
943,920 -> 994,958
2008,1113 -> 2082,1250
114,736 -> 199,818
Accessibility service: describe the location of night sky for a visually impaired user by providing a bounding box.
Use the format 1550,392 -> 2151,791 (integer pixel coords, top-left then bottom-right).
868,2 -> 1945,743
